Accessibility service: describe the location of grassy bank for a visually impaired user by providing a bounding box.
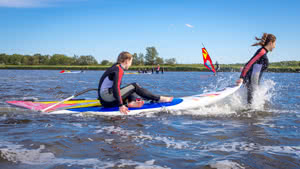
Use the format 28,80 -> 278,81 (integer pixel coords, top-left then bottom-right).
0,64 -> 299,72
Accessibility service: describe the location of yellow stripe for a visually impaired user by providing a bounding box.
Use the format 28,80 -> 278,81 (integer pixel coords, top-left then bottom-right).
67,102 -> 101,109
38,100 -> 99,104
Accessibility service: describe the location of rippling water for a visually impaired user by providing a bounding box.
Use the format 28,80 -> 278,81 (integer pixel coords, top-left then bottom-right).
0,70 -> 299,169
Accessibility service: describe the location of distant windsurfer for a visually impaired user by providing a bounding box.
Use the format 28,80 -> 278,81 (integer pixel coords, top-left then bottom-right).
156,64 -> 160,74
215,61 -> 220,71
98,52 -> 173,114
236,33 -> 276,104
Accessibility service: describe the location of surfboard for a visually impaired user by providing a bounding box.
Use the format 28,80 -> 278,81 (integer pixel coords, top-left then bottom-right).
125,72 -> 139,74
125,72 -> 152,75
6,84 -> 241,116
60,70 -> 83,74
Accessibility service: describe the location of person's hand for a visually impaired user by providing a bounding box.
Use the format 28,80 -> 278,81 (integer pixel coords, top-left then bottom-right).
119,105 -> 129,115
236,78 -> 243,85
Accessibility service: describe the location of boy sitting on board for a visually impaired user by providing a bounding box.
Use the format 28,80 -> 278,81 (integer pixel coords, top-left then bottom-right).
98,51 -> 173,114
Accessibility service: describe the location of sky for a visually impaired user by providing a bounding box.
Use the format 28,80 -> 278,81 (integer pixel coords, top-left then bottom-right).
0,0 -> 299,64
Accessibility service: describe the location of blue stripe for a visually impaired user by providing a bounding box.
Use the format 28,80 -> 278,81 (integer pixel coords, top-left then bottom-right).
67,98 -> 183,112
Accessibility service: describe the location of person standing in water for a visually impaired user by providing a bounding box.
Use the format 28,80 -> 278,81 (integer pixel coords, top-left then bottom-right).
98,52 -> 173,114
215,61 -> 220,72
236,33 -> 276,104
156,64 -> 160,74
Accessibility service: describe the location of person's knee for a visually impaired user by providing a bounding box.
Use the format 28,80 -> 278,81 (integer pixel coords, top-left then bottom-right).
132,83 -> 141,88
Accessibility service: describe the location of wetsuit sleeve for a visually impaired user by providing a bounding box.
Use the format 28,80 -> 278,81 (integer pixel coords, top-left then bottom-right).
112,66 -> 124,106
240,48 -> 266,80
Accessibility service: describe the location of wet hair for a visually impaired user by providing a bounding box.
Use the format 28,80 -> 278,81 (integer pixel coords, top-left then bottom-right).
117,51 -> 132,63
252,33 -> 276,47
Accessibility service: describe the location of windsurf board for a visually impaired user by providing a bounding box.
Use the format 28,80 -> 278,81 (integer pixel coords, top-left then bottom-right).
6,84 -> 241,116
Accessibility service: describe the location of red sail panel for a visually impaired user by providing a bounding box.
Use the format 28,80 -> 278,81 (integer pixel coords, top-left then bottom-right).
202,48 -> 216,73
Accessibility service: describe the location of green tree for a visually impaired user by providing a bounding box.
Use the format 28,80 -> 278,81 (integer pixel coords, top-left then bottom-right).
9,54 -> 23,65
37,54 -> 50,65
138,53 -> 144,65
145,47 -> 158,65
77,55 -> 98,65
155,56 -> 164,65
72,55 -> 79,65
21,55 -> 31,65
0,53 -> 8,64
33,54 -> 41,65
165,58 -> 177,65
101,60 -> 111,65
49,54 -> 71,65
132,53 -> 139,65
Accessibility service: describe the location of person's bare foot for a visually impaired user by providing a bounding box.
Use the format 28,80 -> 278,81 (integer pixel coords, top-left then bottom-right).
159,96 -> 173,103
128,100 -> 144,108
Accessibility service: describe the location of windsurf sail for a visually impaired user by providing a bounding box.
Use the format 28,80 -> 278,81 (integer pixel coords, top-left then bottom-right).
202,47 -> 216,74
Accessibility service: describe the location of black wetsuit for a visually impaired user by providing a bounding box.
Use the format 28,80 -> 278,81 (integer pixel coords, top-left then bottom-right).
215,62 -> 220,71
98,63 -> 160,107
240,47 -> 269,103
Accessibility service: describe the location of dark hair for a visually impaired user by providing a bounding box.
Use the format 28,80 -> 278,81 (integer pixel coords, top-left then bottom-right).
117,51 -> 132,63
252,33 -> 276,47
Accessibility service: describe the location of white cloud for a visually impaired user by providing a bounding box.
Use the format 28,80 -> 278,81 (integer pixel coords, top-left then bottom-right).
0,0 -> 82,8
185,24 -> 194,28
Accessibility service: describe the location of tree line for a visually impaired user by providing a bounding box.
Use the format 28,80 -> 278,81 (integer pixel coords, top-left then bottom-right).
0,53 -> 98,65
101,47 -> 177,65
0,46 -> 177,66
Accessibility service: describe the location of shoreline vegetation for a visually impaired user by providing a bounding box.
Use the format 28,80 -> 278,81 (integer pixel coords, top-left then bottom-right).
0,64 -> 299,73
1,47 -> 299,72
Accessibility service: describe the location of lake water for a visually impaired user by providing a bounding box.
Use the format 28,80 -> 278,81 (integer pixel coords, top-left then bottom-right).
0,70 -> 299,169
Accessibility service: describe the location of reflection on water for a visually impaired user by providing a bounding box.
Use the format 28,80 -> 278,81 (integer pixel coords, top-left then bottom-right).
0,70 -> 299,169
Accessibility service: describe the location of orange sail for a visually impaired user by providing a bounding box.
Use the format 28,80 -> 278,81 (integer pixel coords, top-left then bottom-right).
202,48 -> 216,73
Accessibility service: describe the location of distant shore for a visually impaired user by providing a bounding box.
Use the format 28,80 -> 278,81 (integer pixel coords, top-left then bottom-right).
0,65 -> 299,73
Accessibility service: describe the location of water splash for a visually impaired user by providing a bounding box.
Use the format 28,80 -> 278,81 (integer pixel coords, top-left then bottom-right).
250,79 -> 276,110
166,79 -> 277,117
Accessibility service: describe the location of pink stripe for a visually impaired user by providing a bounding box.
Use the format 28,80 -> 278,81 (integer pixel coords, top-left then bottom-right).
241,48 -> 266,77
6,101 -> 74,111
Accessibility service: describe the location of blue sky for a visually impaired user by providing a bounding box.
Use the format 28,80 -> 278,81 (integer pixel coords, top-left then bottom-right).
0,0 -> 299,64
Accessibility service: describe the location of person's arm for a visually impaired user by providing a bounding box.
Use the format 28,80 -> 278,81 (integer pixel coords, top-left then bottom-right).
240,49 -> 266,79
112,66 -> 124,107
111,68 -> 130,114
237,48 -> 266,85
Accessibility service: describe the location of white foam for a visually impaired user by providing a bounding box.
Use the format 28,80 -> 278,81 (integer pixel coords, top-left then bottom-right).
104,139 -> 114,144
162,120 -> 244,135
200,141 -> 300,157
118,159 -> 171,169
0,142 -> 56,164
71,123 -> 83,128
95,126 -> 190,149
0,140 -> 170,168
209,160 -> 245,169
